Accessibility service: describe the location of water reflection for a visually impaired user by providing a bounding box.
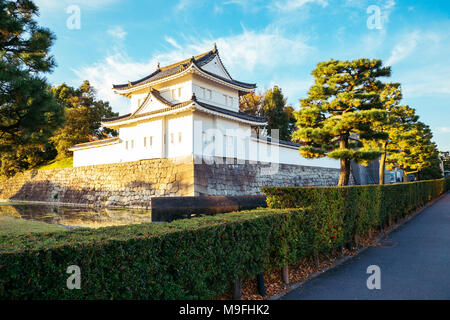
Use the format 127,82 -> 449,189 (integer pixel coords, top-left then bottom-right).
0,204 -> 155,229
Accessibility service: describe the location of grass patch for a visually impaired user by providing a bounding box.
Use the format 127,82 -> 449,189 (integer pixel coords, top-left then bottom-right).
35,157 -> 73,171
0,216 -> 66,236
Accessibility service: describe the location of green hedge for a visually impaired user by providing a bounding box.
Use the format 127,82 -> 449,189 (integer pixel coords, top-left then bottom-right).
262,179 -> 448,245
0,208 -> 317,300
0,179 -> 447,300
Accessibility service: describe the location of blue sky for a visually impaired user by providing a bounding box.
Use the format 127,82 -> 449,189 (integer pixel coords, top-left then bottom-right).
34,0 -> 450,151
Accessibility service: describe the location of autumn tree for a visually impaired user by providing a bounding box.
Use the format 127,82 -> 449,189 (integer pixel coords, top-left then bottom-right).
293,59 -> 390,186
239,91 -> 262,116
240,87 -> 294,141
50,81 -> 118,158
0,0 -> 64,176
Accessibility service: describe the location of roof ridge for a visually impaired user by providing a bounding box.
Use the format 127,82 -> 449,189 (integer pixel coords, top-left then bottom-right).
159,49 -> 214,71
112,45 -> 256,91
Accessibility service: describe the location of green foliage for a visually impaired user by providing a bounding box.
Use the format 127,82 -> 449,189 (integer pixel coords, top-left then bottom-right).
361,83 -> 419,183
50,81 -> 118,158
0,0 -> 64,176
261,86 -> 292,141
442,151 -> 450,172
239,87 -> 294,141
0,0 -> 55,73
262,179 -> 447,244
34,157 -> 73,171
239,92 -> 262,116
387,121 -> 439,180
0,208 -> 303,299
293,58 -> 391,185
1,179 -> 448,300
0,216 -> 66,236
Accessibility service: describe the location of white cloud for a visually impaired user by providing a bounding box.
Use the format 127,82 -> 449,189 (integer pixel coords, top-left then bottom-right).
165,36 -> 182,49
107,26 -> 127,40
384,0 -> 396,9
72,29 -> 315,114
267,78 -> 314,107
35,0 -> 119,11
386,29 -> 449,99
386,31 -> 420,65
439,127 -> 450,133
174,0 -> 204,11
214,4 -> 224,14
273,0 -> 328,11
222,0 -> 327,13
399,64 -> 450,98
211,30 -> 314,72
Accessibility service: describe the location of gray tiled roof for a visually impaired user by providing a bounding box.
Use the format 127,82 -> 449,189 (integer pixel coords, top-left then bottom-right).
262,136 -> 301,148
69,137 -> 120,150
195,101 -> 267,123
102,99 -> 267,124
113,49 -> 256,90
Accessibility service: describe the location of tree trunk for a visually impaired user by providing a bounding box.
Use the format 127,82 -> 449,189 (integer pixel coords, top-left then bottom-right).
338,136 -> 351,186
379,142 -> 387,185
282,265 -> 289,285
403,171 -> 408,182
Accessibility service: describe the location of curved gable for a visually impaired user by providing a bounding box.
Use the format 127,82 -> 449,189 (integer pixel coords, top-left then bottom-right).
199,54 -> 232,80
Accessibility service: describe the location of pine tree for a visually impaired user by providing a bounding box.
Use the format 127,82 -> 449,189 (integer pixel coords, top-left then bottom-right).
361,83 -> 419,184
0,0 -> 63,176
417,145 -> 443,180
386,121 -> 438,182
293,59 -> 391,186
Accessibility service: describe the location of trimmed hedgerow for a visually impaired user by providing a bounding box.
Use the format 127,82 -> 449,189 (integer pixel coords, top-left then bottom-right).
262,179 -> 448,246
0,179 -> 447,300
0,208 -> 317,300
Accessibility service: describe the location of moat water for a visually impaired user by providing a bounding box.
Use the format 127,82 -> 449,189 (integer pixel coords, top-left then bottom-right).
0,203 -> 156,229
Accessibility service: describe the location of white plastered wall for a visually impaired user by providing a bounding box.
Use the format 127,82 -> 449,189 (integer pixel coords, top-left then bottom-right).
192,77 -> 240,112
192,112 -> 340,168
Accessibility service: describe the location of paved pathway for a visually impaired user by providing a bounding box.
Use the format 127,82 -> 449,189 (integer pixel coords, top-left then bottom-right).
282,193 -> 450,300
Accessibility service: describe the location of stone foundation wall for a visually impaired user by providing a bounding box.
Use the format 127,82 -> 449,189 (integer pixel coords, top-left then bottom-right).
194,158 -> 344,196
0,157 -> 194,207
0,156 -> 348,207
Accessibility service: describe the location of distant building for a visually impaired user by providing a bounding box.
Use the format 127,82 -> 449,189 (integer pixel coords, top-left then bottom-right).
69,45 -> 338,170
